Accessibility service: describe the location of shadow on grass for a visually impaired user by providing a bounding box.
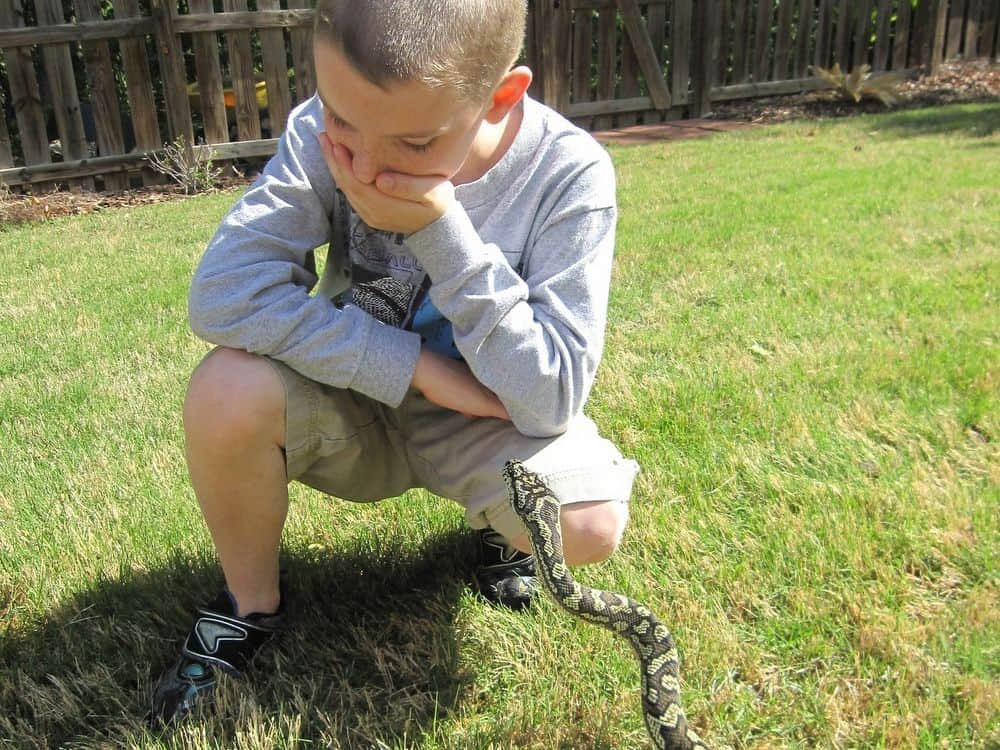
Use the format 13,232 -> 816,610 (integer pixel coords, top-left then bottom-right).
1,530 -> 478,748
869,103 -> 1000,139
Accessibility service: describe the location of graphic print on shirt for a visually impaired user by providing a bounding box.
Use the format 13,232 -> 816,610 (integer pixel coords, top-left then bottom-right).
342,216 -> 462,360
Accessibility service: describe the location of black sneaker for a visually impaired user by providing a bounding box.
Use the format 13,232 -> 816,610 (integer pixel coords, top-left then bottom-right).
150,588 -> 284,726
474,528 -> 538,611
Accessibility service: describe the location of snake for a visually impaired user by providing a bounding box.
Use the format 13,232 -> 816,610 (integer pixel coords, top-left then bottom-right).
503,460 -> 710,750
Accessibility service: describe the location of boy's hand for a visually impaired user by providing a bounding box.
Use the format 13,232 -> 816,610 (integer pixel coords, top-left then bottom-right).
318,133 -> 455,235
412,349 -> 510,421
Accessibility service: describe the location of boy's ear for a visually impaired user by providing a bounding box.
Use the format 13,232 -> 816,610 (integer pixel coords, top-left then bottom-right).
484,66 -> 533,124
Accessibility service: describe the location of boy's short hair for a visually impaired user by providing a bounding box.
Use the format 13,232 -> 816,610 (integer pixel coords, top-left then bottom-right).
313,0 -> 527,104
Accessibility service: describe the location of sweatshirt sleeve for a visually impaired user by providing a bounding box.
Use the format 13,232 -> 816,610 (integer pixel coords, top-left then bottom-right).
187,99 -> 422,407
405,152 -> 617,438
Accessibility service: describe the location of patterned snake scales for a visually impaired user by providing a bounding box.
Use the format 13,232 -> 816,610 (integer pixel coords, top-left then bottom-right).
503,460 -> 709,750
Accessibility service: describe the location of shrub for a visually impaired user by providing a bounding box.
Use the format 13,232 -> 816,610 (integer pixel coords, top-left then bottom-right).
813,63 -> 907,106
145,136 -> 222,195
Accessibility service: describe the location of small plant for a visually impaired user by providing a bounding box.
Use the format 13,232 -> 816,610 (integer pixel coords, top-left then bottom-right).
0,179 -> 11,224
813,63 -> 907,106
146,136 -> 222,194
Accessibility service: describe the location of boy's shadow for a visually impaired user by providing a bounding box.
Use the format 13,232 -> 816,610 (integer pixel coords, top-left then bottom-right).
2,529 -> 478,747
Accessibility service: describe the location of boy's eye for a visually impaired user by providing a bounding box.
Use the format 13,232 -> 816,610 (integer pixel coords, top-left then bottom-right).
328,114 -> 349,129
403,139 -> 435,154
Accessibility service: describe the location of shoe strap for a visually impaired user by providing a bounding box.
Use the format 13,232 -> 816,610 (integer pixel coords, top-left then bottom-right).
181,609 -> 278,675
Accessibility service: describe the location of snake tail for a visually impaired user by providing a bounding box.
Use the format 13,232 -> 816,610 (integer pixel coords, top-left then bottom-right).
503,460 -> 709,750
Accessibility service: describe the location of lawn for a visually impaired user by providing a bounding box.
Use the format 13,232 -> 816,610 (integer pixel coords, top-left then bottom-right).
1,102 -> 997,749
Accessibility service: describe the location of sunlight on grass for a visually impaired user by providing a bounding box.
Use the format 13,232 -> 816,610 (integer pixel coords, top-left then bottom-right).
1,103 -> 997,748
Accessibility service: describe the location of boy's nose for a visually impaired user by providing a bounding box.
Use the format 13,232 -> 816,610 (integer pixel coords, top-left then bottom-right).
350,145 -> 379,185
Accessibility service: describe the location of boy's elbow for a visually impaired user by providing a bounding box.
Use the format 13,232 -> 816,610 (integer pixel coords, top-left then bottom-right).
187,281 -> 222,341
510,402 -> 574,439
508,372 -> 592,438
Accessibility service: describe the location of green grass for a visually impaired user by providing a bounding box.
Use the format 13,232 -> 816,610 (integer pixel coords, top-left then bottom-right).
1,102 -> 997,749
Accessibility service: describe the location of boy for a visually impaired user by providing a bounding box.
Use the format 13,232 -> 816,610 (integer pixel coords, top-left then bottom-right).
152,0 -> 639,723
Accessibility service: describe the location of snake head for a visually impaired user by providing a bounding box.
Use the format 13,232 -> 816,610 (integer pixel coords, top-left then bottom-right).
503,460 -> 533,515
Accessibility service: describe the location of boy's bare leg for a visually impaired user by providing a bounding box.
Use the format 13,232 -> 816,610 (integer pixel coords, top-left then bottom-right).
183,347 -> 287,618
508,499 -> 629,566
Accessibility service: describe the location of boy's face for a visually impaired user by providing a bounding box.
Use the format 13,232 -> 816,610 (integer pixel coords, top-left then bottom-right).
313,40 -> 487,187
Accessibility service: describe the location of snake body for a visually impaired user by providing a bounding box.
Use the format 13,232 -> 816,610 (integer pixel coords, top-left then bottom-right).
503,460 -> 709,750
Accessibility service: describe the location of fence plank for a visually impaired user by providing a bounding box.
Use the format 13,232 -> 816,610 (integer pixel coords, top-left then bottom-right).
981,0 -> 998,59
187,0 -> 229,145
221,0 -> 261,141
149,0 -> 194,145
173,9 -> 312,33
691,0 -> 721,115
0,0 -> 50,165
525,1 -> 541,100
731,0 -> 750,82
115,0 -> 161,156
647,2 -> 667,118
947,0 -> 968,58
795,0 -> 816,77
965,0 -> 982,55
593,5 -> 615,128
716,0 -> 731,85
672,0 -> 692,104
834,0 -> 852,65
775,0 -> 796,81
571,6 -> 593,129
256,0 -> 291,137
618,8 -> 640,127
36,0 -> 88,162
754,0 -> 775,81
873,0 -> 893,70
931,0 -> 950,70
0,16 -> 154,46
815,0 -> 833,68
852,0 -> 873,69
893,0 -> 914,68
287,0 -> 315,104
74,0 -> 126,190
0,102 -> 12,167
616,0 -> 671,109
555,2 -> 572,112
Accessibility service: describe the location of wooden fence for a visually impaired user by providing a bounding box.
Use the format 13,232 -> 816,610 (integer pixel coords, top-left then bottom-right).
1,0 -> 997,191
531,0 -> 999,130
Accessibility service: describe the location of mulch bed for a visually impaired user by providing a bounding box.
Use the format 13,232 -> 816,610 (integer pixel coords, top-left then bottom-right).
708,59 -> 998,124
1,60 -> 997,227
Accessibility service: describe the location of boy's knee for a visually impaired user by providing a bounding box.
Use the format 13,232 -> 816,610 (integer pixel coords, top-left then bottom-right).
559,500 -> 630,566
184,347 -> 285,445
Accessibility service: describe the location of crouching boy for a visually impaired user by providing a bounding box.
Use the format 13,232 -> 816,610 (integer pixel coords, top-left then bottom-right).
152,0 -> 639,723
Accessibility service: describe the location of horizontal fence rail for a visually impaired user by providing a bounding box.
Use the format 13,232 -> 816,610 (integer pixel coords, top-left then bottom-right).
1,0 -> 997,191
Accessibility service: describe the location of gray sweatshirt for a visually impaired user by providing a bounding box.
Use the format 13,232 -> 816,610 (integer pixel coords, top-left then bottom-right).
189,94 -> 617,438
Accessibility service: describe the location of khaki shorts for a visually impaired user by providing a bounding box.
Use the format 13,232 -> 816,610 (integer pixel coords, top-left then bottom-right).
268,357 -> 639,542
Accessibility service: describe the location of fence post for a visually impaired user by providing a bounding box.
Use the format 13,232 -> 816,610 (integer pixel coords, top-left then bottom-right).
148,0 -> 194,146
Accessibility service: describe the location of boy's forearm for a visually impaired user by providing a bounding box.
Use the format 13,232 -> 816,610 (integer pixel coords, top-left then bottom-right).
406,202 -> 615,438
189,96 -> 422,409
